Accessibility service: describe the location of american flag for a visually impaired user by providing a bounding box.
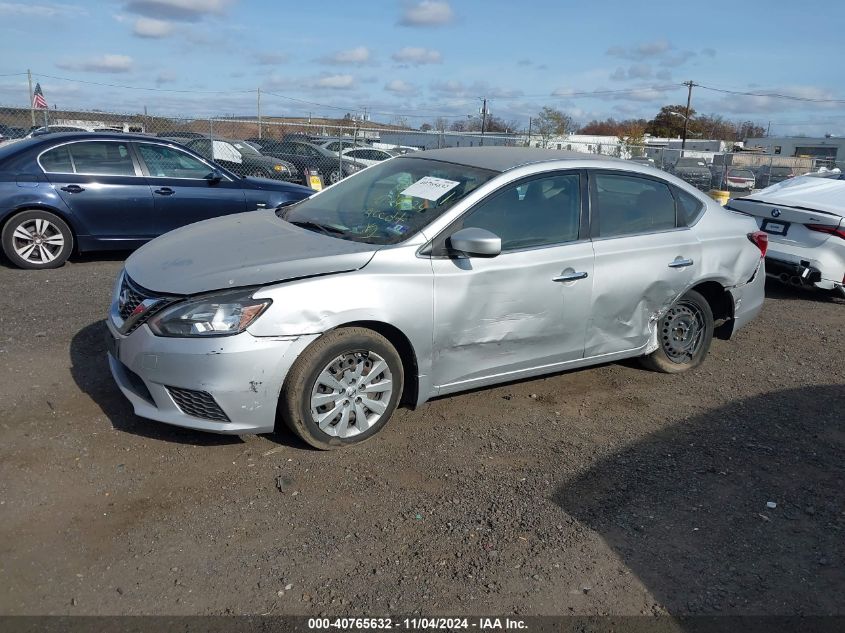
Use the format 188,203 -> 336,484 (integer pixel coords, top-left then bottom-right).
32,83 -> 48,109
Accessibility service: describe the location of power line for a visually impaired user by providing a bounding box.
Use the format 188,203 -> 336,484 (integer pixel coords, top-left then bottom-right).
696,83 -> 845,104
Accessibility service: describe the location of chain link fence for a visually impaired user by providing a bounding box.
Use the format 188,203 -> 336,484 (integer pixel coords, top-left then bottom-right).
0,104 -> 841,193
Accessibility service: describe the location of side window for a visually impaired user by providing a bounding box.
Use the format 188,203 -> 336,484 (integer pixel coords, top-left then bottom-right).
137,144 -> 212,179
593,173 -> 676,238
675,187 -> 705,226
67,142 -> 136,176
326,142 -> 341,152
39,146 -> 74,173
460,173 -> 581,251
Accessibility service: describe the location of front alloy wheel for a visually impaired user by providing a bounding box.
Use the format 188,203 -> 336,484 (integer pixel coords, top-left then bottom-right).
280,327 -> 403,449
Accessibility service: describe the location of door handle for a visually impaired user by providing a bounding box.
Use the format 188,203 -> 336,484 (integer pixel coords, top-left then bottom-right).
60,185 -> 84,193
668,258 -> 694,268
552,271 -> 589,283
154,187 -> 175,196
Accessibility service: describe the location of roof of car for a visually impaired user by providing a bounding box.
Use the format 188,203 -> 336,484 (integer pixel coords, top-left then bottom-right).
405,146 -> 622,172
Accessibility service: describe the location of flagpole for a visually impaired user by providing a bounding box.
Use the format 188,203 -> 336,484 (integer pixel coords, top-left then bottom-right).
27,69 -> 35,128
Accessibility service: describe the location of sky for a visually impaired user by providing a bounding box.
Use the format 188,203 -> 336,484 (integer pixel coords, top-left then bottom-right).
1,0 -> 844,136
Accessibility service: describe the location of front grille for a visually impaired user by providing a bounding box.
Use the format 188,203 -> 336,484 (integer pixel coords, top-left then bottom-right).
166,386 -> 230,422
116,275 -> 175,334
118,282 -> 146,321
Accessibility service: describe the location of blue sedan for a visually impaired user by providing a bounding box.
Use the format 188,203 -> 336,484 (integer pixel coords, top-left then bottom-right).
0,132 -> 314,269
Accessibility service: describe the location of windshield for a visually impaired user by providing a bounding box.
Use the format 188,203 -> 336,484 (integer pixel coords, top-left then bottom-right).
281,157 -> 496,245
231,141 -> 261,156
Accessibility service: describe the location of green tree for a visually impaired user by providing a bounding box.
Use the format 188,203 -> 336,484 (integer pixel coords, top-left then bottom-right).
534,106 -> 575,148
647,104 -> 696,138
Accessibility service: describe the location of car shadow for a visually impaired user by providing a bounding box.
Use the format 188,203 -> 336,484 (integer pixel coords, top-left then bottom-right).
553,384 -> 845,616
70,320 -> 243,446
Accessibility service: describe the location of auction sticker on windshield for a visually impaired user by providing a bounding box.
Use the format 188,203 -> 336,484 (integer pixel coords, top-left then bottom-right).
401,176 -> 460,201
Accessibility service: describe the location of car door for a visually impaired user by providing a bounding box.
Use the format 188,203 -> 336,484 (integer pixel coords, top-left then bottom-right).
586,170 -> 702,357
430,171 -> 594,392
133,141 -> 247,234
39,139 -> 154,245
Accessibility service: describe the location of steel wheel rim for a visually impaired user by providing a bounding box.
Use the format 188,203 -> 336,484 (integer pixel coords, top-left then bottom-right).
660,300 -> 705,363
310,350 -> 393,438
328,170 -> 343,184
12,218 -> 64,264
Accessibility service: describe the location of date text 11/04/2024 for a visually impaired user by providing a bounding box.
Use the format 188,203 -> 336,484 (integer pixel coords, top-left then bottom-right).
307,617 -> 528,630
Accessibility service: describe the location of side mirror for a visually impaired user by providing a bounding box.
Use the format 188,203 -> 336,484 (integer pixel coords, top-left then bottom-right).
206,169 -> 223,183
448,227 -> 501,258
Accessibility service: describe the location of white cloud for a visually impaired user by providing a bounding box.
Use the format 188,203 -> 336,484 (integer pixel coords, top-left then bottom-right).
321,46 -> 371,65
312,74 -> 355,90
610,63 -> 652,81
0,2 -> 78,17
56,54 -> 134,73
430,80 -> 521,99
124,0 -> 231,22
391,47 -> 442,65
133,16 -> 173,37
398,1 -> 454,26
385,79 -> 417,95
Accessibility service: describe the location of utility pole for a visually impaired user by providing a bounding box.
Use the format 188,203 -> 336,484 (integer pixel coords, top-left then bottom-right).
257,87 -> 262,139
527,116 -> 532,147
27,69 -> 35,127
480,97 -> 488,137
766,120 -> 771,137
680,80 -> 695,157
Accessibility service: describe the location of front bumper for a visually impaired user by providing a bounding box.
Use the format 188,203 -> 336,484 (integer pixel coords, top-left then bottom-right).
106,318 -> 318,434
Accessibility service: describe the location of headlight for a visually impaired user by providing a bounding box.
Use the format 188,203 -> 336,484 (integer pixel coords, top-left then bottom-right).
273,164 -> 285,172
147,290 -> 271,337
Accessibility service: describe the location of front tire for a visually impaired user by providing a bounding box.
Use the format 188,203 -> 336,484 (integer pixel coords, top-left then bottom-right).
279,327 -> 404,450
2,210 -> 73,269
640,290 -> 714,373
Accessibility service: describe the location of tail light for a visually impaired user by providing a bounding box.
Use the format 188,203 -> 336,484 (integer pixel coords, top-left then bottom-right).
807,224 -> 845,240
747,231 -> 768,257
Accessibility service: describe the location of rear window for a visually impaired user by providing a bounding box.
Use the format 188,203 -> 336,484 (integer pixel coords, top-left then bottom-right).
729,169 -> 755,178
676,158 -> 707,168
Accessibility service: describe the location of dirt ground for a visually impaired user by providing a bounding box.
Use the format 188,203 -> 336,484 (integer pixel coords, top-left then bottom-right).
0,255 -> 842,617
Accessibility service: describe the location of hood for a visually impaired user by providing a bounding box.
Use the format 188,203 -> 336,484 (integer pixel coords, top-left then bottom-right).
742,175 -> 845,217
125,209 -> 377,295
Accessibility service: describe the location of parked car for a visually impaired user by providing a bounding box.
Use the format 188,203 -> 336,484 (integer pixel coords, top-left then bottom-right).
184,137 -> 298,182
105,147 -> 766,449
316,138 -> 368,154
728,176 -> 844,296
246,138 -> 364,185
669,157 -> 712,190
711,166 -> 756,191
340,146 -> 395,167
754,164 -> 795,188
0,132 -> 313,269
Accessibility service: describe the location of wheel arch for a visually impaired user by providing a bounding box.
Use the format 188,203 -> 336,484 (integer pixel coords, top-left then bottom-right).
688,279 -> 734,340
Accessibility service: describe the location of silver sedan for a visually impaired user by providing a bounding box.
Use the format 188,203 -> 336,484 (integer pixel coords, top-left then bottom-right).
106,147 -> 766,449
